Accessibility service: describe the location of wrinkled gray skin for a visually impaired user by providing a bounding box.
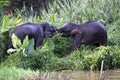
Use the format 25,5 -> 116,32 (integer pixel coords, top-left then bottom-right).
7,22 -> 57,49
58,21 -> 107,52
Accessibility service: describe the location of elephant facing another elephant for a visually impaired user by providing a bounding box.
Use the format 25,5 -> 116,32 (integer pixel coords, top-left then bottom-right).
58,21 -> 107,52
6,21 -> 107,54
6,22 -> 57,50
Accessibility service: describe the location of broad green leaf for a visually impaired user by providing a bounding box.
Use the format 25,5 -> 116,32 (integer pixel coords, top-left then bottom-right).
11,33 -> 22,48
1,14 -> 11,29
37,16 -> 41,23
79,18 -> 83,23
51,15 -> 55,24
14,15 -> 22,25
22,35 -> 29,49
27,39 -> 35,53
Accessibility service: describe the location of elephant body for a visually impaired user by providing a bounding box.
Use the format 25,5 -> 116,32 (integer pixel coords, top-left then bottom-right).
58,21 -> 107,52
7,22 -> 56,49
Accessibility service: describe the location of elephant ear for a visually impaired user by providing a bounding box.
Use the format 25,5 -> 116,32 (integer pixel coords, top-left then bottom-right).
70,28 -> 81,35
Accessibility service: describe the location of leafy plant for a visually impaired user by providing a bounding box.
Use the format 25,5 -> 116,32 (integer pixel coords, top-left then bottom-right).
7,33 -> 35,55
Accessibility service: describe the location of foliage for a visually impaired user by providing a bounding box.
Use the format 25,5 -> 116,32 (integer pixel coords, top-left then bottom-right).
3,0 -> 54,15
0,14 -> 22,61
0,33 -> 7,62
0,0 -> 120,74
1,38 -> 55,70
0,0 -> 9,25
0,1 -> 9,9
0,0 -> 9,15
0,66 -> 39,80
52,34 -> 73,57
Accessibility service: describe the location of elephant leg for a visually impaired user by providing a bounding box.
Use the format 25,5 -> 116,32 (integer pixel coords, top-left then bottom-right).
70,34 -> 83,52
94,43 -> 100,47
35,35 -> 43,48
99,37 -> 107,46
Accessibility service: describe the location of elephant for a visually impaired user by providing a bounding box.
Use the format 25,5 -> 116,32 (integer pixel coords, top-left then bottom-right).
58,21 -> 107,52
6,22 -> 57,49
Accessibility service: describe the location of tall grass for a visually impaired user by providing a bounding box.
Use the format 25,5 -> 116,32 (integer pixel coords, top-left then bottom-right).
40,0 -> 119,25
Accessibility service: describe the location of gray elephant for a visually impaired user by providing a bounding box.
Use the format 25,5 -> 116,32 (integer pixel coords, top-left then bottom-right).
6,22 -> 57,49
58,21 -> 107,52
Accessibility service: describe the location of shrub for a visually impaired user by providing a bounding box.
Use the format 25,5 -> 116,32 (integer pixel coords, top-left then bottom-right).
51,34 -> 73,57
0,32 -> 7,62
112,46 -> 120,69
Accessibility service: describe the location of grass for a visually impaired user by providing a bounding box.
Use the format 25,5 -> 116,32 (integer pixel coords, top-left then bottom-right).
0,66 -> 39,80
0,0 -> 120,79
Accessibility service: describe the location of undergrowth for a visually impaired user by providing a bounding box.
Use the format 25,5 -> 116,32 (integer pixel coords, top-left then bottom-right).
0,0 -> 120,79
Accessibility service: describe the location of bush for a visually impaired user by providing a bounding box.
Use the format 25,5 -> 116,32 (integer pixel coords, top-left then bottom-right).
2,39 -> 55,70
0,66 -> 39,80
0,32 -> 7,62
52,34 -> 73,57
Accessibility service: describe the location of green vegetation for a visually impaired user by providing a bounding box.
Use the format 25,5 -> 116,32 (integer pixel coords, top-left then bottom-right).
0,66 -> 39,80
0,0 -> 120,79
